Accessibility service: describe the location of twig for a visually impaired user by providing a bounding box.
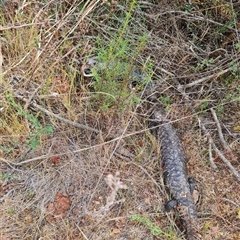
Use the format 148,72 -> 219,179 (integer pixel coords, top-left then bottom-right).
0,22 -> 47,31
208,137 -> 218,169
220,197 -> 239,207
75,224 -> 89,240
14,93 -> 100,133
149,10 -> 238,32
200,121 -> 240,182
0,43 -> 3,85
210,108 -> 230,151
212,145 -> 240,182
0,156 -> 45,166
24,84 -> 42,110
178,67 -> 231,90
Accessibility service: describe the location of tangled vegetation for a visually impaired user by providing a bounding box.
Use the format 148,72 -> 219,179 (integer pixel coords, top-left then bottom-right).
0,1 -> 239,239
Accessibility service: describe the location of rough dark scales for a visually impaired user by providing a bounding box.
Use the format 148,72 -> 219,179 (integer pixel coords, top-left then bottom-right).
151,107 -> 201,240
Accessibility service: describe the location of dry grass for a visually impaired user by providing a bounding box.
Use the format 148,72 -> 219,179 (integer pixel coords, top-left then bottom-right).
1,0 -> 240,239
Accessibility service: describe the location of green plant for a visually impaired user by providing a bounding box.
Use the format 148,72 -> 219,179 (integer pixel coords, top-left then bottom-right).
216,104 -> 224,118
0,173 -> 17,181
203,221 -> 211,233
131,214 -> 175,238
200,101 -> 208,114
230,60 -> 239,74
7,94 -> 54,150
0,144 -> 14,154
7,208 -> 16,214
131,214 -> 161,236
91,38 -> 151,110
192,58 -> 214,72
88,0 -> 152,111
27,189 -> 35,197
182,4 -> 193,13
158,96 -> 172,111
236,43 -> 240,51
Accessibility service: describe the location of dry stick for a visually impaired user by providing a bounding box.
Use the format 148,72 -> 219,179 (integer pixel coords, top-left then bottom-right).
178,67 -> 231,90
0,126 -> 159,166
14,93 -> 100,133
208,137 -> 217,169
220,197 -> 240,207
148,10 -> 238,32
200,122 -> 240,182
213,146 -> 240,182
24,84 -> 42,110
210,108 -> 237,165
210,108 -> 231,151
0,43 -> 3,81
0,22 -> 47,31
75,224 -> 89,240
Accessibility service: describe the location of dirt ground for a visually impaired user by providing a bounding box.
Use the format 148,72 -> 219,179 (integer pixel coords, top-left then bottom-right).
1,1 -> 240,240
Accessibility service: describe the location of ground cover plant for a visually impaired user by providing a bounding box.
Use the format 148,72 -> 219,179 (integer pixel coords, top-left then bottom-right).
0,0 -> 240,239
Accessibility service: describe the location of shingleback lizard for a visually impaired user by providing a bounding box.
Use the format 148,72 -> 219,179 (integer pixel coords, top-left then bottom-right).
151,107 -> 201,240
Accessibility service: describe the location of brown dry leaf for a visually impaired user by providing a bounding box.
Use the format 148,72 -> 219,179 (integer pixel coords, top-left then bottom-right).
46,193 -> 71,222
52,78 -> 70,94
24,214 -> 33,223
110,228 -> 121,236
233,234 -> 240,239
144,197 -> 151,205
55,193 -> 71,211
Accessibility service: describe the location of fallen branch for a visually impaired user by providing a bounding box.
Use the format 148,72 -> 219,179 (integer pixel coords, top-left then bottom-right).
210,108 -> 237,165
178,67 -> 231,90
75,224 -> 89,240
14,93 -> 100,133
200,121 -> 240,182
210,108 -> 231,151
143,9 -> 238,32
208,137 -> 218,169
213,145 -> 240,182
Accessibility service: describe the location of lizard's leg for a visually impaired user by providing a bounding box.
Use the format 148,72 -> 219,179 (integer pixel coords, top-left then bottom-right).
165,199 -> 178,212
